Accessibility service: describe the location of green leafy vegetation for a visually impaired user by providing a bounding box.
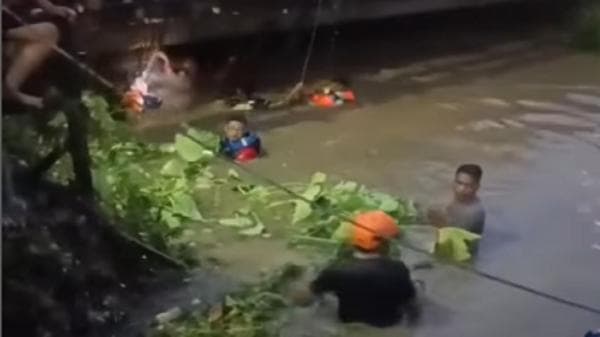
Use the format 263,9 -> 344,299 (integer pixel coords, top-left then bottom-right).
436,227 -> 480,262
256,172 -> 419,242
154,264 -> 304,337
232,172 -> 480,261
5,92 -> 479,264
2,111 -> 74,183
83,93 -> 221,261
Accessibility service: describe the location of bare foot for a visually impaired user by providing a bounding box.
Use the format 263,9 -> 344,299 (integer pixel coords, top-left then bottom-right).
17,94 -> 44,110
4,88 -> 44,109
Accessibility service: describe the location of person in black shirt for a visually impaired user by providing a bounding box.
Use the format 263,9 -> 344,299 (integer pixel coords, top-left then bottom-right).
294,211 -> 418,327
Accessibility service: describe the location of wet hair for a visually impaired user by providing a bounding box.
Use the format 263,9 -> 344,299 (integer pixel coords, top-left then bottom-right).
456,164 -> 483,183
226,114 -> 248,126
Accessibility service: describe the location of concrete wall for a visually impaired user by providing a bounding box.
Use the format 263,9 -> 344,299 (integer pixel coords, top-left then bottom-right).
76,0 -> 529,53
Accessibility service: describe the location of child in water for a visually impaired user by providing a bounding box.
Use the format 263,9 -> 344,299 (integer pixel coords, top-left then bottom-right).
220,116 -> 261,163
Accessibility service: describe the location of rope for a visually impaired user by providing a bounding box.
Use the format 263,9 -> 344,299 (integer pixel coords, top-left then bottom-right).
298,0 -> 323,85
327,0 -> 344,74
4,4 -> 599,317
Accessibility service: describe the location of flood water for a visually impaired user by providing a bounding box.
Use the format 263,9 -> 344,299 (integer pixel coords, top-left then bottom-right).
129,2 -> 600,336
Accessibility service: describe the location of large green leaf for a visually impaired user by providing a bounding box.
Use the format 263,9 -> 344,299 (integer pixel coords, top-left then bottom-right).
228,169 -> 241,180
174,134 -> 205,162
169,193 -> 203,220
201,168 -> 215,179
396,199 -> 418,219
237,207 -> 251,216
267,200 -> 295,209
239,223 -> 265,236
337,194 -> 373,212
292,201 -> 313,224
247,186 -> 271,203
435,227 -> 480,262
372,192 -> 400,213
197,150 -> 215,162
311,172 -> 327,185
331,222 -> 353,242
160,158 -> 186,176
159,143 -> 176,153
126,164 -> 152,185
186,127 -> 221,151
161,210 -> 182,229
332,181 -> 359,193
195,176 -> 214,190
302,184 -> 322,201
219,216 -> 254,228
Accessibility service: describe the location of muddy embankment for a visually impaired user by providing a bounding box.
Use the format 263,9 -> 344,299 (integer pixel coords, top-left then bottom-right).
1,156 -> 235,337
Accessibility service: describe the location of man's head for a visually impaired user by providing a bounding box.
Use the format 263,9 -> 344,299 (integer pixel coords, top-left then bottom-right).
453,164 -> 482,203
224,115 -> 247,141
351,211 -> 400,256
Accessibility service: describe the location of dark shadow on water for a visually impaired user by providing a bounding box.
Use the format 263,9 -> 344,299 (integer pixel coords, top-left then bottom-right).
416,296 -> 455,328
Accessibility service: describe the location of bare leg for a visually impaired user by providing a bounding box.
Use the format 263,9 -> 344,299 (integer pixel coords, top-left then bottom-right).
4,23 -> 59,109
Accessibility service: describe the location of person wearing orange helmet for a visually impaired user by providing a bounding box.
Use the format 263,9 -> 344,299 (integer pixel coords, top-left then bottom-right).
293,210 -> 418,327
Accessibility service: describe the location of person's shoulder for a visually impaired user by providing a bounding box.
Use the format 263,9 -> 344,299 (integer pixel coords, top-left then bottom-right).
377,257 -> 410,273
314,262 -> 349,285
242,132 -> 261,146
473,198 -> 486,215
244,131 -> 260,139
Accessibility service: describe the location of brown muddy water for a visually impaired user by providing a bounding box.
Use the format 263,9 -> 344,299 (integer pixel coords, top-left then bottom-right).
118,3 -> 600,337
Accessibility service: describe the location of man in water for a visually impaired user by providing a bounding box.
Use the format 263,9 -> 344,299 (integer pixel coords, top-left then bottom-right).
430,164 -> 485,235
291,211 -> 419,327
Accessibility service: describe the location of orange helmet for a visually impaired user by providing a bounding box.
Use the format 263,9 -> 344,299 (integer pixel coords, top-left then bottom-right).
351,211 -> 400,251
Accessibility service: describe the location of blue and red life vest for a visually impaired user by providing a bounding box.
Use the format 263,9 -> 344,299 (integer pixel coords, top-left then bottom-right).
220,132 -> 261,162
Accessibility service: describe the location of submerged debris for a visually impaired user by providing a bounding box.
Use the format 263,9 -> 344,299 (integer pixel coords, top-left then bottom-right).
154,264 -> 304,337
154,307 -> 184,325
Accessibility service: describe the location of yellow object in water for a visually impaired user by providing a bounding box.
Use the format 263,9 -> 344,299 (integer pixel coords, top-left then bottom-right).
435,227 -> 481,262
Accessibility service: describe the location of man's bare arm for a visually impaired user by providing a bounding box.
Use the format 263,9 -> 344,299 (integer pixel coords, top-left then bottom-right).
36,0 -> 77,21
